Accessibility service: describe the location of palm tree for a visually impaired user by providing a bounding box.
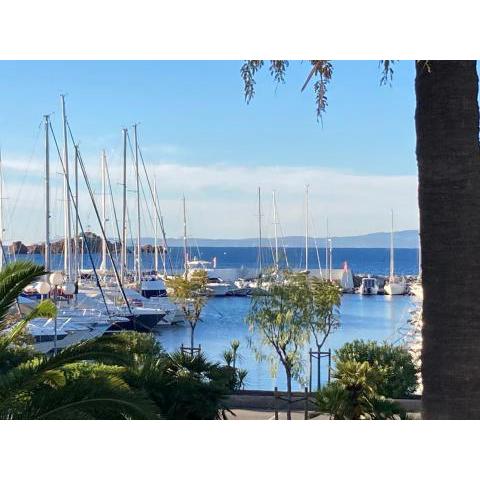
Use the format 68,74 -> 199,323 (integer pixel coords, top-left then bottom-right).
416,61 -> 480,419
316,360 -> 406,420
0,261 -> 157,419
241,60 -> 480,419
124,345 -> 234,419
230,339 -> 240,370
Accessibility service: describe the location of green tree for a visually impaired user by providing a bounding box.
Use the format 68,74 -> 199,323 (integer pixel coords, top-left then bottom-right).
246,272 -> 311,419
335,340 -> 418,398
306,278 -> 341,352
316,359 -> 406,420
241,60 -> 480,419
230,338 -> 241,370
165,270 -> 208,352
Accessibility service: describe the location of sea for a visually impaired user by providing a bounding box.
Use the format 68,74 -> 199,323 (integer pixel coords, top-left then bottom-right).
14,247 -> 421,391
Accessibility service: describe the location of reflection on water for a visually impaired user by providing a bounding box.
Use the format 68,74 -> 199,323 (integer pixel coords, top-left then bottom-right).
156,294 -> 415,391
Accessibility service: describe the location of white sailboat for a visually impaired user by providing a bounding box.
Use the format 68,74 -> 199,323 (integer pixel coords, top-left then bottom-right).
303,184 -> 310,274
235,187 -> 273,293
180,196 -> 232,296
384,210 -> 406,295
133,124 -> 142,287
141,177 -> 167,297
99,150 -> 108,274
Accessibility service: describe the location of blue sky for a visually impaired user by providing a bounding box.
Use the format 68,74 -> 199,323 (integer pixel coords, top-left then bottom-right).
0,60 -> 418,243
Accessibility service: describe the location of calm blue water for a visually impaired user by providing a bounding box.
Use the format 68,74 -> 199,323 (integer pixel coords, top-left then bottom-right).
12,246 -> 420,276
157,294 -> 415,391
13,247 -> 419,391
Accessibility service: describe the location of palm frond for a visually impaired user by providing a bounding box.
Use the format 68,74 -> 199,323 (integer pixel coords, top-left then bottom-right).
12,373 -> 158,420
0,261 -> 47,329
3,300 -> 57,348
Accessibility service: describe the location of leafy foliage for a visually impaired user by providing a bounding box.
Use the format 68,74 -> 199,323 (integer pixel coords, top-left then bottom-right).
241,60 -> 394,120
240,60 -> 265,104
124,349 -> 234,419
0,331 -> 160,419
380,60 -> 395,86
316,360 -> 406,420
304,277 -> 341,351
222,348 -> 234,367
0,261 -> 159,419
247,272 -> 341,379
230,338 -> 241,369
165,270 -> 208,349
335,340 -> 418,398
236,368 -> 248,390
0,261 -> 47,330
221,339 -> 247,390
0,263 -> 239,420
246,272 -> 311,385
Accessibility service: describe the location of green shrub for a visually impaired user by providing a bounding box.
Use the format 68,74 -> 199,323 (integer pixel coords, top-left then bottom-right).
335,340 -> 417,398
316,360 -> 406,420
124,349 -> 234,419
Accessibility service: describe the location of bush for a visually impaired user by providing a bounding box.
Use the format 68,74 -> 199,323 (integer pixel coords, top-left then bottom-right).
124,348 -> 235,420
316,360 -> 406,420
334,340 -> 417,398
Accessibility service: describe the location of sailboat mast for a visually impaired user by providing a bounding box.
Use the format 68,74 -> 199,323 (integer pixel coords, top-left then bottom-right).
61,95 -> 72,280
154,177 -> 159,273
257,187 -> 262,274
328,238 -> 333,281
44,115 -> 50,272
389,209 -> 394,282
74,144 -> 79,279
273,190 -> 279,269
182,195 -> 188,278
325,217 -> 329,276
100,150 -> 107,272
133,124 -> 141,284
121,128 -> 127,283
305,184 -> 309,271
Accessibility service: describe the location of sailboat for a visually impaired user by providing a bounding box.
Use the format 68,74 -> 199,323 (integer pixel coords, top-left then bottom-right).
180,196 -> 232,296
384,210 -> 406,295
234,187 -> 274,294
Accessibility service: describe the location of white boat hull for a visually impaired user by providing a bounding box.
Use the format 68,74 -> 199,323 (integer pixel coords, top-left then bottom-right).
30,323 -> 109,354
206,283 -> 231,296
358,286 -> 379,295
384,282 -> 406,295
358,277 -> 379,295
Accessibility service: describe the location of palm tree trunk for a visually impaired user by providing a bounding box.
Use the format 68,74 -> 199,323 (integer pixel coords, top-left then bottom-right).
416,60 -> 480,419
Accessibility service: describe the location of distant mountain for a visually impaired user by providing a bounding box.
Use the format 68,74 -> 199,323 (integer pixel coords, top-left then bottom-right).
139,230 -> 420,249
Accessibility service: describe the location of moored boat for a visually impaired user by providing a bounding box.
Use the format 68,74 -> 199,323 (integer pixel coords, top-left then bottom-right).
384,210 -> 407,295
359,276 -> 379,295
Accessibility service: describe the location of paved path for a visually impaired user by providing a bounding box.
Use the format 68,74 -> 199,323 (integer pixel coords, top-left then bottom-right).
225,409 -> 329,420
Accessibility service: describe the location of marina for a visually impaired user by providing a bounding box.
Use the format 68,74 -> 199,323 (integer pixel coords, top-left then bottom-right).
0,93 -> 423,398
11,246 -> 421,391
